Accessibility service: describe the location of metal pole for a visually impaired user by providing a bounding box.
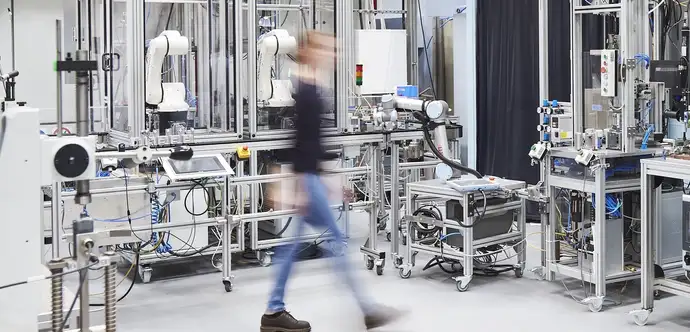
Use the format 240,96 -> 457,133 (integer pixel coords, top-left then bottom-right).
369,144 -> 380,255
247,0 -> 258,137
653,3 -> 662,60
52,19 -> 64,259
406,0 -> 418,86
77,239 -> 91,331
640,168 -> 655,310
10,0 -> 15,70
537,0 -> 552,280
75,50 -> 92,205
390,141 -> 401,261
234,0 -> 244,136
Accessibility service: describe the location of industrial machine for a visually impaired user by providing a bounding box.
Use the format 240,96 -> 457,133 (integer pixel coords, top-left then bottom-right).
527,0 -> 690,315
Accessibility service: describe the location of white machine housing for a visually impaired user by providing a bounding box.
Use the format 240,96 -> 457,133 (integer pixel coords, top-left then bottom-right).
145,30 -> 190,112
40,136 -> 97,184
257,29 -> 297,107
0,105 -> 50,331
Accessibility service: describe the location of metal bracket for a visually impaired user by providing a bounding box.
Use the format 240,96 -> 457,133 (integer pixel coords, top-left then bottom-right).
101,53 -> 121,71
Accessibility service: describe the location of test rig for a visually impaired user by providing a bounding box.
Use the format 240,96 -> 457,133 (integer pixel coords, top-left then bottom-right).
0,1 -> 480,331
527,0 -> 690,313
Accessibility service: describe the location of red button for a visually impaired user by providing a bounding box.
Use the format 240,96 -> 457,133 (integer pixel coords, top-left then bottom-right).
601,67 -> 607,73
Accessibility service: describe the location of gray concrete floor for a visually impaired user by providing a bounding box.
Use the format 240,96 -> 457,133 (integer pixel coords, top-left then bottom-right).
85,219 -> 690,332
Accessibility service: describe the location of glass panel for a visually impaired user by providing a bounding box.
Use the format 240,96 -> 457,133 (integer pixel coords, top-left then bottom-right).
107,1 -> 233,135
252,0 -> 337,133
109,1 -> 132,133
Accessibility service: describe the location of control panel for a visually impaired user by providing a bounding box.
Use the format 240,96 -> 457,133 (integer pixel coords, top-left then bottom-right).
600,50 -> 617,97
537,100 -> 573,146
683,195 -> 690,271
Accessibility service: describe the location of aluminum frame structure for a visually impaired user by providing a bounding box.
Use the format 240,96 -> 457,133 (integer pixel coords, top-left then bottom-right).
630,158 -> 690,326
396,179 -> 527,292
529,0 -> 686,313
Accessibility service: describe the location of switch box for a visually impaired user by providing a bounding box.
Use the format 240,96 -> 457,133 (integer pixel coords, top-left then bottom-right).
600,50 -> 617,97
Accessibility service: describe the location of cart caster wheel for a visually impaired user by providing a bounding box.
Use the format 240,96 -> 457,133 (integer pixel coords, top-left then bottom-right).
399,269 -> 411,279
138,266 -> 152,284
630,309 -> 651,326
259,252 -> 272,267
587,302 -> 602,313
514,268 -> 524,278
456,281 -> 469,292
395,257 -> 403,268
376,265 -> 384,276
654,290 -> 661,299
223,281 -> 233,293
386,232 -> 391,242
365,258 -> 374,270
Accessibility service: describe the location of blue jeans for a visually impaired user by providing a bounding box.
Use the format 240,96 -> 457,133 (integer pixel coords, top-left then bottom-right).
267,173 -> 372,314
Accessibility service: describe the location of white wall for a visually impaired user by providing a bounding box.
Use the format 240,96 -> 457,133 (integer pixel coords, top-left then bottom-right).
0,0 -> 79,134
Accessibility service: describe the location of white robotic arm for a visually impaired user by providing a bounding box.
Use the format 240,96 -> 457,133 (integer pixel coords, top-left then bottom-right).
379,95 -> 451,156
145,31 -> 190,112
380,95 -> 482,179
257,29 -> 297,107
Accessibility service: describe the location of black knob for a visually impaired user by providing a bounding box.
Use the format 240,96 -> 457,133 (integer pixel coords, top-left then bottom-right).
684,254 -> 690,266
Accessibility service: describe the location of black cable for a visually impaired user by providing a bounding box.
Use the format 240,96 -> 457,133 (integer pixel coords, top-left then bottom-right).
164,3 -> 175,30
417,0 -> 436,99
414,112 -> 483,178
275,217 -> 293,237
90,249 -> 140,307
280,0 -> 293,27
184,180 -> 211,216
453,189 -> 488,228
164,232 -> 218,257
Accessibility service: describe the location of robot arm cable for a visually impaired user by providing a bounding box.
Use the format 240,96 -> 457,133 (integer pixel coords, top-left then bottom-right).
413,110 -> 483,179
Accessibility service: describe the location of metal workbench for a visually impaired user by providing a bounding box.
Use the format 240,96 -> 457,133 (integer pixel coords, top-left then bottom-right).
395,178 -> 527,292
630,157 -> 690,326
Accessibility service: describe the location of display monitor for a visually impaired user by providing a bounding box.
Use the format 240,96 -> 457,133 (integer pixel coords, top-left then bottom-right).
161,154 -> 234,181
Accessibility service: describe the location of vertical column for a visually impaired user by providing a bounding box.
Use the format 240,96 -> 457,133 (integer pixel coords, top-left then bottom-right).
247,0 -> 258,137
368,145 -> 379,252
593,163 -> 607,298
75,50 -> 92,206
538,0 -> 551,279
249,154 -> 259,249
406,0 -> 418,86
52,19 -> 64,259
234,0 -> 244,136
571,1 -> 583,134
126,0 -> 145,136
390,141 -> 401,260
336,0 -> 353,132
640,168 -> 655,310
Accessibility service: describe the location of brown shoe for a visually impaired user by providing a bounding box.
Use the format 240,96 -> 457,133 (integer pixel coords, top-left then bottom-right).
364,305 -> 402,330
260,311 -> 311,332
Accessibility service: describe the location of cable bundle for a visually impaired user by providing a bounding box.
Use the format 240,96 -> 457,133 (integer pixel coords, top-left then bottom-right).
591,193 -> 622,218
